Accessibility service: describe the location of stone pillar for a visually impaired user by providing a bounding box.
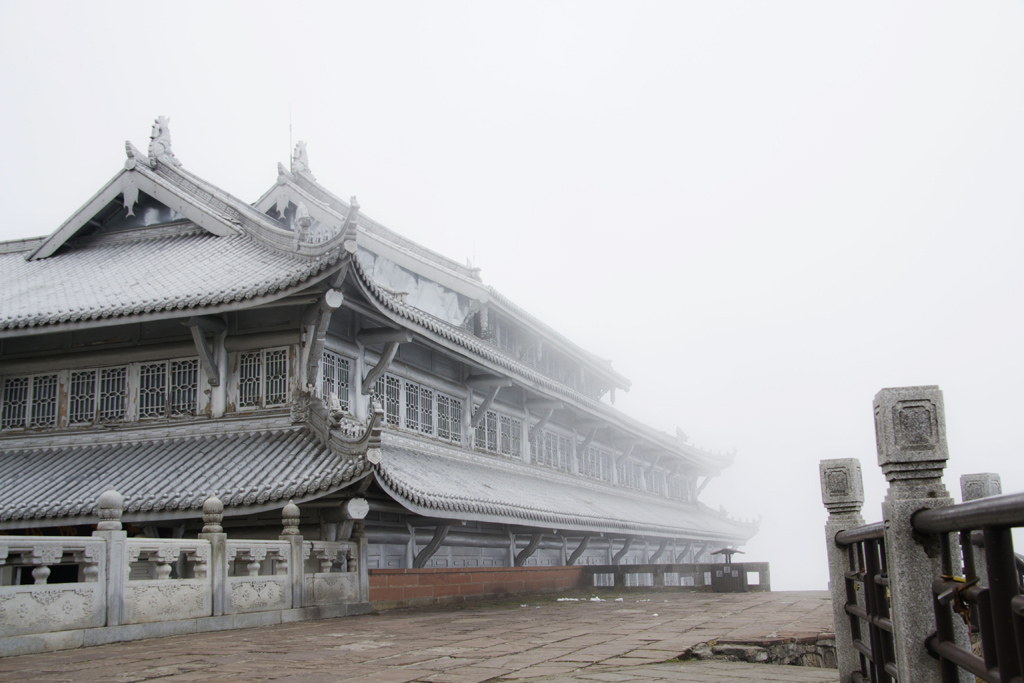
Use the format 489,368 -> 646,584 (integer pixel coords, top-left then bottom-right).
819,458 -> 866,683
960,473 -> 1001,585
874,386 -> 969,683
354,521 -> 369,604
198,495 -> 229,616
279,500 -> 304,610
92,488 -> 127,627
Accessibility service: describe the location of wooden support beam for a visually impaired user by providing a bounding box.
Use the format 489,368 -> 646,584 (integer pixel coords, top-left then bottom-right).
186,315 -> 227,334
674,542 -> 693,563
614,443 -> 636,466
566,535 -> 591,566
612,537 -> 633,565
327,258 -> 352,289
466,374 -> 513,390
301,289 -> 344,385
529,408 -> 555,441
471,385 -> 502,427
185,319 -> 223,387
412,524 -> 450,568
696,476 -> 713,496
644,455 -> 662,478
361,341 -> 400,394
514,532 -> 544,567
577,428 -> 598,455
357,327 -> 413,346
648,539 -> 669,564
525,398 -> 563,411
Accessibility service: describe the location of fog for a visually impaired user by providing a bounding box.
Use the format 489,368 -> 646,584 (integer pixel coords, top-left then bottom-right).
2,2 -> 1022,590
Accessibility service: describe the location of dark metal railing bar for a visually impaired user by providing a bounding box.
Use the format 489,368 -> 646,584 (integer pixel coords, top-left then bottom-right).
913,492 -> 1024,534
926,634 -> 1001,683
984,527 -> 1023,682
836,521 -> 886,546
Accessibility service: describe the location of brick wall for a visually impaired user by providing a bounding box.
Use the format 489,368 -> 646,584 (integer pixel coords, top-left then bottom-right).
369,566 -> 585,610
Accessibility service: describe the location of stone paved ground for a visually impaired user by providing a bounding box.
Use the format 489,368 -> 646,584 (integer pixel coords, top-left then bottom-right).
0,591 -> 836,683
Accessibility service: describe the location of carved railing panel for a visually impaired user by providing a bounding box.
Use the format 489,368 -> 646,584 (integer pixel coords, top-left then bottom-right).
122,539 -> 212,624
0,538 -> 107,636
226,540 -> 291,614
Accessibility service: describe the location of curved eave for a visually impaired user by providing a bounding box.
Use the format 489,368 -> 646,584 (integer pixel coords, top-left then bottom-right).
373,434 -> 756,543
0,413 -> 373,531
349,257 -> 732,474
0,258 -> 344,339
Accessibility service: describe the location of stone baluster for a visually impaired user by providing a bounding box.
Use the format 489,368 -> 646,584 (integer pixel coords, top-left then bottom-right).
280,500 -> 303,609
819,458 -> 865,683
960,473 -> 1002,587
92,488 -> 127,627
874,386 -> 970,683
199,495 -> 228,616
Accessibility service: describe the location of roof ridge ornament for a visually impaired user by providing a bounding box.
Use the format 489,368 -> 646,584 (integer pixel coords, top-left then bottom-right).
148,116 -> 182,169
291,141 -> 315,179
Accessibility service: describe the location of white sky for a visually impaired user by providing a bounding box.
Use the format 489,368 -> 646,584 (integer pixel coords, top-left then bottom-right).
1,1 -> 1022,591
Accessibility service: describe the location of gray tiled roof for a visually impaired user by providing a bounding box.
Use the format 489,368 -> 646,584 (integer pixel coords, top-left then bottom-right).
374,434 -> 756,542
0,422 -> 369,527
0,227 -> 342,332
352,256 -> 732,474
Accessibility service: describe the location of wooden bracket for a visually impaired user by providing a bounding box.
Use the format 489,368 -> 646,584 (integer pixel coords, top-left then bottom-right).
529,408 -> 555,441
644,455 -> 662,478
566,535 -> 591,566
413,524 -> 450,568
696,476 -> 713,496
612,537 -> 633,565
577,428 -> 598,455
471,385 -> 502,427
185,316 -> 226,387
361,342 -> 401,394
357,327 -> 413,346
648,539 -> 669,564
614,443 -> 636,466
514,532 -> 544,567
300,289 -> 344,385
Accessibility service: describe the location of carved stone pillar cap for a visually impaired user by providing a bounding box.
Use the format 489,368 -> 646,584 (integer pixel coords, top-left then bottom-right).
873,385 -> 948,469
281,500 -> 301,536
961,473 -> 1002,502
96,487 -> 124,530
819,459 -> 864,512
201,495 -> 224,534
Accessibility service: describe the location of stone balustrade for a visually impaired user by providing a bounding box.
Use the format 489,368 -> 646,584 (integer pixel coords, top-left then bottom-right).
821,385 -> 1023,683
0,493 -> 370,656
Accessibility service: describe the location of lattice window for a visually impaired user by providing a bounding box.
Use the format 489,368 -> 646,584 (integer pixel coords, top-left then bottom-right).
617,459 -> 644,490
372,375 -> 401,426
500,414 -> 521,457
69,370 -> 97,424
475,410 -> 498,452
583,445 -> 613,482
265,349 -> 288,407
239,352 -> 262,408
238,348 -> 290,409
650,471 -> 666,495
405,381 -> 421,431
495,319 -> 516,355
668,478 -> 688,501
437,393 -> 462,444
536,430 -> 572,472
319,350 -> 351,412
29,375 -> 58,428
97,367 -> 128,422
168,359 -> 199,416
139,359 -> 199,419
0,377 -> 29,429
419,386 -> 434,436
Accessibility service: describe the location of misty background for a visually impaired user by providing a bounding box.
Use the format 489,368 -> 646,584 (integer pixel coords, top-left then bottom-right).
1,2 -> 1022,590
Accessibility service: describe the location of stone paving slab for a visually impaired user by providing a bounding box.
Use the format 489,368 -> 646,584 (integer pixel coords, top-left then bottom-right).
0,590 -> 835,683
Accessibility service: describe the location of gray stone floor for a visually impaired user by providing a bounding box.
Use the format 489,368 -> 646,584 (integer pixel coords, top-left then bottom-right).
0,591 -> 837,682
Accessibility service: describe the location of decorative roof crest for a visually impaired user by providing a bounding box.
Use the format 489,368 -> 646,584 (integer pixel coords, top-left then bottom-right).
291,141 -> 315,179
148,116 -> 182,169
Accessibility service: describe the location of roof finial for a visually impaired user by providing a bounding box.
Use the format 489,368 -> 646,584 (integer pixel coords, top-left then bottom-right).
148,116 -> 181,169
291,141 -> 315,179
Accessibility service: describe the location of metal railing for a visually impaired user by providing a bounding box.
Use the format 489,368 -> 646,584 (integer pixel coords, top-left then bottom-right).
579,561 -> 770,592
821,385 -> 1024,683
912,492 -> 1024,683
833,522 -> 897,682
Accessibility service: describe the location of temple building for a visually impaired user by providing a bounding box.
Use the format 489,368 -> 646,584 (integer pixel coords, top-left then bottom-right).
0,119 -> 757,573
